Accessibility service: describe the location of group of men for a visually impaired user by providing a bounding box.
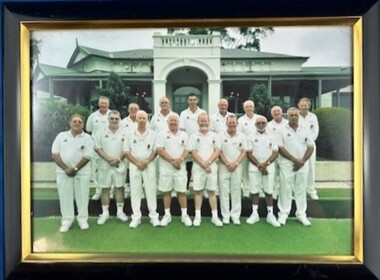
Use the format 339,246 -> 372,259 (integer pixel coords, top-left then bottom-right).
52,93 -> 319,233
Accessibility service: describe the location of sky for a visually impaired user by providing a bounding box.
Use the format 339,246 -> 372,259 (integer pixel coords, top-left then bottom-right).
32,26 -> 352,68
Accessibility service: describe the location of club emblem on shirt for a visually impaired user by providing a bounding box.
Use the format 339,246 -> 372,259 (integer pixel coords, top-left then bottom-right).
167,135 -> 170,139
157,119 -> 160,122
187,116 -> 190,119
147,144 -> 151,149
305,138 -> 308,142
105,134 -> 109,138
212,139 -> 215,144
121,138 -> 125,142
310,124 -> 314,129
273,127 -> 276,131
254,139 -> 258,142
197,138 -> 200,143
181,140 -> 185,145
239,142 -> 242,147
224,139 -> 228,143
64,139 -> 68,142
245,122 -> 248,126
269,142 -> 272,147
81,145 -> 85,150
133,139 -> 137,144
95,120 -> 99,123
287,133 -> 291,137
217,119 -> 219,122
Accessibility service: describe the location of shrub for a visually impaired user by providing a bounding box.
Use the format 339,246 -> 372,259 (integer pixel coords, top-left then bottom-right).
314,107 -> 352,161
32,101 -> 91,161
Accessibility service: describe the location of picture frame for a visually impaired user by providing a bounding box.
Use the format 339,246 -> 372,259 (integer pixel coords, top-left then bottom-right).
2,0 -> 380,279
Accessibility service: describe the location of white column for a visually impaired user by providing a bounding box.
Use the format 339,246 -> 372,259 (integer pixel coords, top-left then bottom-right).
153,80 -> 166,114
208,79 -> 222,115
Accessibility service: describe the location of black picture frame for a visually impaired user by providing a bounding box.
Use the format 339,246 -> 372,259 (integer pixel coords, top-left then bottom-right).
2,1 -> 380,279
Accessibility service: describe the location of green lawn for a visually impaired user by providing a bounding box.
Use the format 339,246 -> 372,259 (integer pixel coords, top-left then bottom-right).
32,187 -> 353,200
32,217 -> 353,257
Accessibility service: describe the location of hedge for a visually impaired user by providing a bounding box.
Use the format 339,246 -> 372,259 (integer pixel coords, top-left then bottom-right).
314,107 -> 353,161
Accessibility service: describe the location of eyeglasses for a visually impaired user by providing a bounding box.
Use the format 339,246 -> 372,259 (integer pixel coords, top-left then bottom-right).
256,122 -> 266,125
110,117 -> 120,120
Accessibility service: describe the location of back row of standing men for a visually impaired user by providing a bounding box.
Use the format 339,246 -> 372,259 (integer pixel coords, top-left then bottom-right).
52,93 -> 319,232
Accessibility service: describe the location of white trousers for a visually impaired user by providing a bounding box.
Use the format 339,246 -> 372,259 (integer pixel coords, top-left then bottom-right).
218,164 -> 243,220
307,144 -> 317,195
56,173 -> 90,226
278,168 -> 308,219
241,158 -> 250,193
129,163 -> 159,220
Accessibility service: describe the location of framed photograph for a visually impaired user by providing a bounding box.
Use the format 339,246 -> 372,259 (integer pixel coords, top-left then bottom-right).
2,1 -> 380,279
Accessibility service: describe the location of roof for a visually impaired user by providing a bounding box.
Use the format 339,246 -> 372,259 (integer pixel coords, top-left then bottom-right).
68,44 -> 308,66
37,64 -> 79,75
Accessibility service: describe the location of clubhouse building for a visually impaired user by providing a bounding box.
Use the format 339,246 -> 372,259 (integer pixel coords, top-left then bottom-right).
33,32 -> 352,115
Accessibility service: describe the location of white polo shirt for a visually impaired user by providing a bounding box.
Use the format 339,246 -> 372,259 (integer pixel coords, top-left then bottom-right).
210,111 -> 235,134
94,127 -> 128,170
187,131 -> 221,165
298,112 -> 319,141
86,109 -> 111,136
150,111 -> 172,133
124,128 -> 156,161
179,107 -> 206,136
267,118 -> 288,136
237,113 -> 263,136
52,130 -> 93,175
277,124 -> 314,173
156,129 -> 189,173
219,131 -> 247,162
121,116 -> 150,132
247,130 -> 278,173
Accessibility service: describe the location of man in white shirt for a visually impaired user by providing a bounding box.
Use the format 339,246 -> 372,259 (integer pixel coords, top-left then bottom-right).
121,102 -> 139,130
267,106 -> 288,199
218,115 -> 247,225
277,107 -> 314,227
156,112 -> 192,227
237,100 -> 263,197
94,110 -> 129,225
210,98 -> 235,134
179,93 -> 206,190
298,97 -> 319,200
187,113 -> 223,227
150,96 -> 172,133
52,114 -> 93,232
246,116 -> 281,227
85,96 -> 111,201
124,110 -> 160,228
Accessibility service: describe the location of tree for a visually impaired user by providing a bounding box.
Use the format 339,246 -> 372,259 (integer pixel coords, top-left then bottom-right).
93,72 -> 141,117
249,83 -> 274,118
167,27 -> 274,51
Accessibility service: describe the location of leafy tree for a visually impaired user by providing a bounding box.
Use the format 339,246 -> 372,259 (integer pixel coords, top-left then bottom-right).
93,72 -> 145,117
168,27 -> 274,51
249,83 -> 274,118
32,101 -> 90,161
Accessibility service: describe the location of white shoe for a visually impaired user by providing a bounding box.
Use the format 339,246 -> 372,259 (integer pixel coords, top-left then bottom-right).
246,212 -> 260,225
91,193 -> 101,200
297,216 -> 312,227
97,213 -> 109,225
79,222 -> 89,230
266,213 -> 281,227
181,215 -> 192,227
308,193 -> 319,200
59,224 -> 71,233
211,217 -> 223,227
193,216 -> 202,227
222,217 -> 230,224
160,214 -> 172,227
129,219 -> 141,229
278,215 -> 287,225
150,217 -> 160,227
117,212 -> 128,222
231,218 -> 241,225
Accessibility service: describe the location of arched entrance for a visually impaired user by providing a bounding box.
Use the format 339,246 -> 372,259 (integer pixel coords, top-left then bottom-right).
166,66 -> 208,114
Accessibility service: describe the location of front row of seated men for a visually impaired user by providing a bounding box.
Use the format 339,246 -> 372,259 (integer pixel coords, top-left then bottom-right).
52,107 -> 313,232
